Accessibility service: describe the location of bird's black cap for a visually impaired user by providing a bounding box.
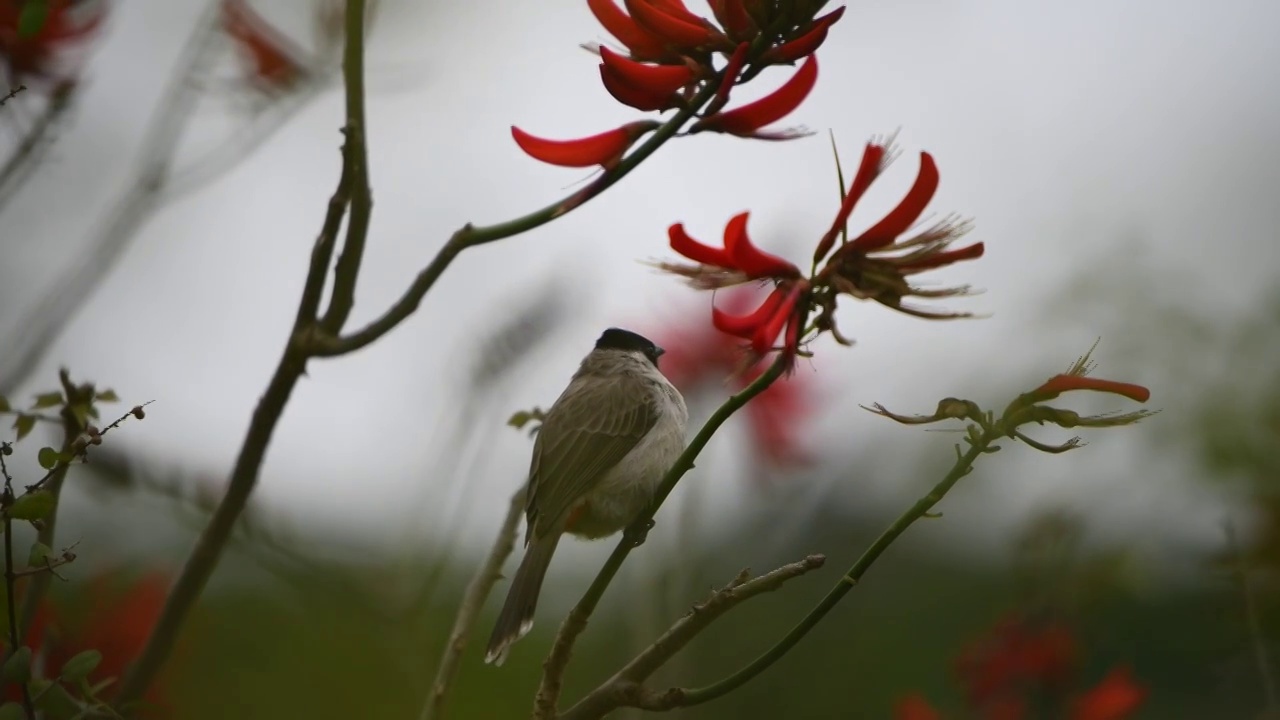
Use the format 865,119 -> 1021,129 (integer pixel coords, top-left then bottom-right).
596,328 -> 664,365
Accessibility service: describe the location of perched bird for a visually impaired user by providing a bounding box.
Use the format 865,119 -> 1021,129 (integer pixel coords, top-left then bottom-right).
485,328 -> 689,665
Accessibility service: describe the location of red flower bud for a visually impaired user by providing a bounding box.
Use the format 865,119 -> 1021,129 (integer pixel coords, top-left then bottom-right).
1031,375 -> 1151,404
708,0 -> 756,41
598,46 -> 693,110
761,7 -> 846,64
511,121 -> 659,168
624,0 -> 720,50
692,54 -> 818,138
588,0 -> 669,59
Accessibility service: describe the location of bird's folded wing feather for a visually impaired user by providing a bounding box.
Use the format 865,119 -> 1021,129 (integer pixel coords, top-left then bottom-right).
526,374 -> 658,537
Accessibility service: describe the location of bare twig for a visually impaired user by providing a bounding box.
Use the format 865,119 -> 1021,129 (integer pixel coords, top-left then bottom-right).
0,85 -> 25,105
418,486 -> 526,720
532,355 -> 792,720
559,554 -> 826,720
1225,520 -> 1279,715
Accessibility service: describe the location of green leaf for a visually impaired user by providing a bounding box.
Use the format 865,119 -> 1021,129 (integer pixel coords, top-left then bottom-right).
0,396 -> 9,413
27,541 -> 52,566
9,491 -> 55,521
33,681 -> 82,720
0,702 -> 26,720
58,650 -> 101,684
1,646 -> 31,683
37,446 -> 60,470
17,0 -> 48,39
31,391 -> 63,410
94,389 -> 119,403
12,414 -> 35,442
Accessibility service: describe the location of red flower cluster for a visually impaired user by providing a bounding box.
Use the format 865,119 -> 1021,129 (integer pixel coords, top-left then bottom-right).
650,287 -> 813,468
4,572 -> 170,715
513,0 -> 844,168
896,614 -> 1146,720
0,0 -> 106,90
660,137 -> 984,368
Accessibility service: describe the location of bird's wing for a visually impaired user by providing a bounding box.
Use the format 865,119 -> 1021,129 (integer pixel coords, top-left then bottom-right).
526,374 -> 658,538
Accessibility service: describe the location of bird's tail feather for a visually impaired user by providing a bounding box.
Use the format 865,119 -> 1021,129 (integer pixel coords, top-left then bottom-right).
485,533 -> 560,666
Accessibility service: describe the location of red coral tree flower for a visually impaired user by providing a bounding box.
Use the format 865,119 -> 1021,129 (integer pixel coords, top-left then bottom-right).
513,1 -> 844,167
221,0 -> 309,94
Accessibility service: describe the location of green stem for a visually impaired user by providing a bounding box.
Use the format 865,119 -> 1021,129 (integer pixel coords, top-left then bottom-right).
676,434 -> 992,706
533,356 -> 791,720
311,82 -> 722,358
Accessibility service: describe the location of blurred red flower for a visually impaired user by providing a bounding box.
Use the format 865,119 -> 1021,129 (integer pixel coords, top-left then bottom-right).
4,571 -> 170,715
0,0 -> 107,89
1071,667 -> 1146,720
650,287 -> 813,470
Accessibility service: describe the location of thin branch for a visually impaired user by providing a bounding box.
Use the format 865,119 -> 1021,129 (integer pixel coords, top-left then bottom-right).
0,85 -> 73,216
318,0 -> 373,335
532,355 -> 792,720
673,433 -> 993,708
559,554 -> 827,720
0,448 -> 36,718
115,4 -> 372,699
418,486 -> 526,720
309,80 -> 722,358
0,85 -> 25,105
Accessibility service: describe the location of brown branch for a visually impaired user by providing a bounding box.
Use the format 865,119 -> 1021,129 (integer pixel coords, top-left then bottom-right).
558,554 -> 826,720
418,486 -> 526,720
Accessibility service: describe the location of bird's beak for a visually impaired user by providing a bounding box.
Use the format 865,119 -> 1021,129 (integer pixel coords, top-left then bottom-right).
655,346 -> 666,357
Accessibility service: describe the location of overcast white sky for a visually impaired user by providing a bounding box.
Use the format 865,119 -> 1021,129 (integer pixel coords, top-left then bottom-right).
2,0 -> 1278,576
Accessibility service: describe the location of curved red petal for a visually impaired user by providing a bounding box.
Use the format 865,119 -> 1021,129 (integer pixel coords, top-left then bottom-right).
511,122 -> 657,168
751,283 -> 802,354
693,54 -> 818,136
713,42 -> 751,106
724,212 -> 801,278
761,7 -> 846,64
624,0 -> 718,49
669,223 -> 732,266
1033,375 -> 1151,403
599,46 -> 694,94
599,64 -> 674,110
587,0 -> 669,58
814,142 -> 888,262
712,287 -> 789,337
849,151 -> 939,251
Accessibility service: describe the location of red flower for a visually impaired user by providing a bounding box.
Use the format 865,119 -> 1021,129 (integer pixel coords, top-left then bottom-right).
1071,667 -> 1145,720
649,288 -> 813,468
691,54 -> 818,139
222,0 -> 307,93
598,45 -> 695,111
662,212 -> 807,367
511,121 -> 660,168
0,0 -> 106,89
3,571 -> 171,714
955,615 -> 1079,707
814,140 -> 983,330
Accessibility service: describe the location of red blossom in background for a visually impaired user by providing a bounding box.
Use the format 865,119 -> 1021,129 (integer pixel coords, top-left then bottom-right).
897,614 -> 1146,720
650,287 -> 813,469
221,0 -> 308,94
4,571 -> 171,715
0,0 -> 107,90
512,1 -> 843,167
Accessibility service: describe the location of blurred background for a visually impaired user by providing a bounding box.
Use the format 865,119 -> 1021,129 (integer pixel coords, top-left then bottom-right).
1,0 -> 1278,717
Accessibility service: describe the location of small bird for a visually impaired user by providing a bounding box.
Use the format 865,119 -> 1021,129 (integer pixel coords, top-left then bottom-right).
484,328 -> 689,666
